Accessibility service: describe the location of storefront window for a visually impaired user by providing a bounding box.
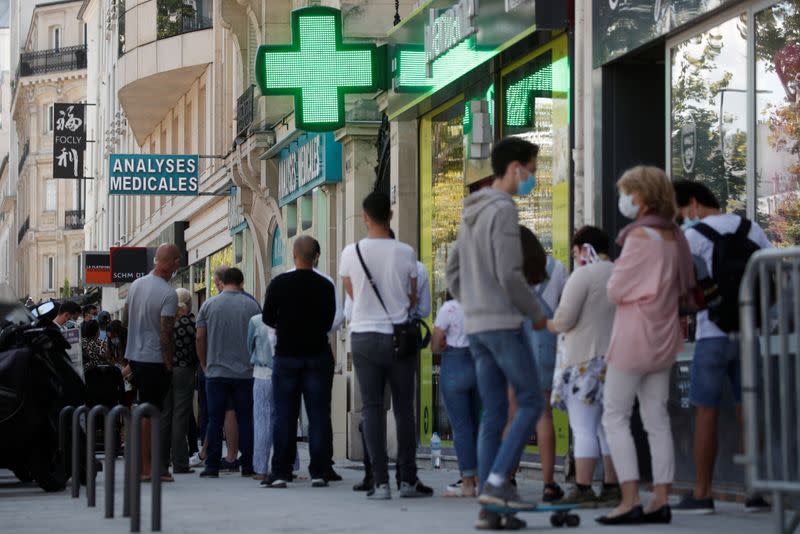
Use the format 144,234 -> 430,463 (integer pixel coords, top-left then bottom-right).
755,0 -> 800,247
670,15 -> 748,215
208,245 -> 233,296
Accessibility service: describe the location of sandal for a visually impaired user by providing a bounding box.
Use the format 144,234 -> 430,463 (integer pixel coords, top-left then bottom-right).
543,482 -> 565,502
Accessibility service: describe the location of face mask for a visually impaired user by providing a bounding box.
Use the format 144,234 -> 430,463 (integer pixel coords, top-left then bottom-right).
681,218 -> 700,231
577,244 -> 600,266
515,168 -> 537,196
618,192 -> 640,219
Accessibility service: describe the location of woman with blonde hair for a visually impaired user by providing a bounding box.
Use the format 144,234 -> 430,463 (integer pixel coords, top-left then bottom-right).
160,287 -> 199,476
597,166 -> 695,525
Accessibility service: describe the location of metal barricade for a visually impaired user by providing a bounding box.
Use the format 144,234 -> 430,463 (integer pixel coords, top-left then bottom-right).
130,403 -> 162,533
105,405 -> 132,519
71,405 -> 89,498
739,247 -> 800,534
86,405 -> 109,507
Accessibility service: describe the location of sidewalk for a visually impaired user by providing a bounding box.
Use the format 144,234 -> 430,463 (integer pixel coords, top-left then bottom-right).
0,449 -> 778,533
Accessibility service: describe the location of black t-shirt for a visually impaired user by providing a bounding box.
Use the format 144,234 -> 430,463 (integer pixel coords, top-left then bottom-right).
262,269 -> 335,358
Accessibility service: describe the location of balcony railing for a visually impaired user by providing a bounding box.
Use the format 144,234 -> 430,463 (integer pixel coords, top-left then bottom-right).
14,45 -> 88,89
17,216 -> 29,244
65,209 -> 85,230
157,1 -> 213,40
236,85 -> 255,140
18,142 -> 29,173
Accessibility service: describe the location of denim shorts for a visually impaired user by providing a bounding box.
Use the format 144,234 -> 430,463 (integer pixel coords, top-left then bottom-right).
690,336 -> 742,407
524,321 -> 556,392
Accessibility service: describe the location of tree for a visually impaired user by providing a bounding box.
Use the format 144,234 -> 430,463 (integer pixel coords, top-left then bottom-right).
60,277 -> 71,299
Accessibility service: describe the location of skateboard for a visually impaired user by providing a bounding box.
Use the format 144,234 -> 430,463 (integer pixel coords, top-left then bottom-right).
481,503 -> 581,529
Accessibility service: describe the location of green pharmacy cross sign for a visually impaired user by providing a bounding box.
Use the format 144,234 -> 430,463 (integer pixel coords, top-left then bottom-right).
255,6 -> 383,132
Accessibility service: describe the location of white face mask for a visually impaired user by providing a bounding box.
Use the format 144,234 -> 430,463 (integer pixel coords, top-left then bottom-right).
618,192 -> 640,219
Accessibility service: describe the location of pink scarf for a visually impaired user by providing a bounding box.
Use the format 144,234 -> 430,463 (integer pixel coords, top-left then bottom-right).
616,215 -> 696,295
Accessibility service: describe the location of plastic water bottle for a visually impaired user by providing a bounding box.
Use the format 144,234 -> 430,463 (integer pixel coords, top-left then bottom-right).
431,432 -> 442,469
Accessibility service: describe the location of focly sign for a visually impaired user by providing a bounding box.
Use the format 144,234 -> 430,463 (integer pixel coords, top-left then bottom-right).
53,103 -> 86,179
109,154 -> 199,196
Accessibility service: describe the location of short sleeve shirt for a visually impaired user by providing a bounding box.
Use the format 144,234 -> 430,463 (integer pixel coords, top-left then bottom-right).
124,273 -> 178,364
197,291 -> 262,379
434,299 -> 469,348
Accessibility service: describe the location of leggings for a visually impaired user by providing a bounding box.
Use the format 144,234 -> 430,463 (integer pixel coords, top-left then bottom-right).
565,392 -> 609,459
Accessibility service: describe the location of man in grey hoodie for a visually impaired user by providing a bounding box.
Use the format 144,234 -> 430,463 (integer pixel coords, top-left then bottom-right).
446,137 -> 546,524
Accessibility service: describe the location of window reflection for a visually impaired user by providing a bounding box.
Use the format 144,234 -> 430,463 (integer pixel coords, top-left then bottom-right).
756,0 -> 800,247
671,15 -> 748,215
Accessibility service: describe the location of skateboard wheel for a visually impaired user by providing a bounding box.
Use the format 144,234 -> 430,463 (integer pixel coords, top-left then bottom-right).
566,514 -> 580,527
550,513 -> 565,527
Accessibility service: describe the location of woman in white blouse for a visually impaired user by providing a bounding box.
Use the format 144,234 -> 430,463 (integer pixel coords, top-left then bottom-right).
432,293 -> 480,497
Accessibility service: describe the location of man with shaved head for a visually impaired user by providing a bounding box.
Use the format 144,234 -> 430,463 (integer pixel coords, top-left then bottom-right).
124,242 -> 182,481
261,235 -> 336,488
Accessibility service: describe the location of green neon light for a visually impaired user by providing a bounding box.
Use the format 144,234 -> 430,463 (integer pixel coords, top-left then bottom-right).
255,7 -> 381,132
505,63 -> 552,127
463,84 -> 494,134
394,38 -> 494,93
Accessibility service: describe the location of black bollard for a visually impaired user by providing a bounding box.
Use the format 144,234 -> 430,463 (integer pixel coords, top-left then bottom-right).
86,405 -> 109,507
71,405 -> 89,499
105,405 -> 132,519
130,403 -> 161,532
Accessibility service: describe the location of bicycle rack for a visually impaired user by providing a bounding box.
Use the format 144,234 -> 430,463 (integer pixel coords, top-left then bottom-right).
86,405 -> 109,507
104,405 -> 132,519
130,403 -> 162,532
58,405 -> 75,471
71,405 -> 89,499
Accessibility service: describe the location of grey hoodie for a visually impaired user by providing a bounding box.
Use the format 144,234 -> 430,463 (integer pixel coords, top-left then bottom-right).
445,187 -> 545,335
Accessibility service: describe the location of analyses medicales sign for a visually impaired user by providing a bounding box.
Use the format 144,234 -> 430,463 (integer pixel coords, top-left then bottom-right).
109,154 -> 199,196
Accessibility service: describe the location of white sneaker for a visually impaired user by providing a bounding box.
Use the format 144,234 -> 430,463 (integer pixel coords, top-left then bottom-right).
189,453 -> 204,468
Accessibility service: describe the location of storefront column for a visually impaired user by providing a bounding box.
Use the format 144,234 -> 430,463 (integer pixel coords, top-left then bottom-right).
390,119 -> 419,250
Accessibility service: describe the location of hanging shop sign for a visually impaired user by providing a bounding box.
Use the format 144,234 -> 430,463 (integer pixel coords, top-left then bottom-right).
593,0 -> 738,67
387,0 -> 566,119
53,103 -> 86,179
110,247 -> 149,284
278,132 -> 342,206
83,251 -> 112,286
255,6 -> 384,132
109,154 -> 199,196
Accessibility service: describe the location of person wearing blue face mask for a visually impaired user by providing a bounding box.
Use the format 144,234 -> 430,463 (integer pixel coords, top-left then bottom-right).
446,137 -> 547,529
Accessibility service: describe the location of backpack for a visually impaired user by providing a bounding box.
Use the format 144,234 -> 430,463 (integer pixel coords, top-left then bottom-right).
693,217 -> 760,333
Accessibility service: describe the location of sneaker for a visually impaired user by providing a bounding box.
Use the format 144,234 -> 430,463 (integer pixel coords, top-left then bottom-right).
324,468 -> 342,482
744,494 -> 770,513
311,478 -> 329,488
478,481 -> 536,510
542,482 -> 565,503
596,483 -> 622,508
189,453 -> 204,468
446,479 -> 463,494
474,509 -> 527,530
198,469 -> 219,478
261,475 -> 288,489
400,479 -> 434,498
367,483 -> 391,500
675,491 -> 715,514
353,478 -> 373,492
558,485 -> 598,508
220,458 -> 240,473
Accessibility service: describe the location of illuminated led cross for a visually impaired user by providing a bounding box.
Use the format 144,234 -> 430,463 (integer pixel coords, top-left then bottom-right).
255,7 -> 381,132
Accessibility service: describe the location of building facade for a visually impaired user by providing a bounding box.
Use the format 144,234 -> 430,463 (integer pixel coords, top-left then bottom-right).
10,0 -> 88,303
0,2 -> 13,290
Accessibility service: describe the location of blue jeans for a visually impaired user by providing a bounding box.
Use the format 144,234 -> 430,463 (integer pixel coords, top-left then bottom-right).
205,377 -> 254,472
690,336 -> 742,407
468,327 -> 543,487
440,347 -> 481,477
270,356 -> 334,480
252,377 -> 274,475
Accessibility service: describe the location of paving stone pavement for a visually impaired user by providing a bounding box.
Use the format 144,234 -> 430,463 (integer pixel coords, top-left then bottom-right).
0,449 -> 781,533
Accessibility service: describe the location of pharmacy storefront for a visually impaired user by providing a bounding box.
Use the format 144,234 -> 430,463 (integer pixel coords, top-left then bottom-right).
387,0 -> 573,463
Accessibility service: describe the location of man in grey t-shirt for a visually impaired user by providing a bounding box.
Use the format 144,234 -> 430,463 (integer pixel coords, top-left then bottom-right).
124,243 -> 181,481
196,267 -> 261,477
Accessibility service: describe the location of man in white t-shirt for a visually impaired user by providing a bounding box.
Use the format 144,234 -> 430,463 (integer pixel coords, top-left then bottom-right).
674,181 -> 771,514
340,192 -> 432,500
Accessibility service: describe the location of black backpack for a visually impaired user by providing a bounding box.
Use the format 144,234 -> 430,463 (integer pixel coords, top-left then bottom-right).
693,217 -> 760,333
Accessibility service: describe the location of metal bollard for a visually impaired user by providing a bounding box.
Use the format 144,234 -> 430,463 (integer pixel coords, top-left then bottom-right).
58,405 -> 75,464
71,405 -> 89,498
130,403 -> 162,533
86,405 -> 109,507
105,405 -> 132,519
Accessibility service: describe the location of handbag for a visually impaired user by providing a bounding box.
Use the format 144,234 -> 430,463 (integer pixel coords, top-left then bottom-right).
355,242 -> 418,359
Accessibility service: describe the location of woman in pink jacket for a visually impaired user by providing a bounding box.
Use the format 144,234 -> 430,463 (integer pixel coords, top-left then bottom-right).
597,166 -> 695,526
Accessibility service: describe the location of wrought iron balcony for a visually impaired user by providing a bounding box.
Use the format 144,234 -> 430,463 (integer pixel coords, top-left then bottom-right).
65,209 -> 85,230
157,1 -> 213,40
14,45 -> 88,88
17,216 -> 29,244
236,85 -> 255,140
18,142 -> 29,173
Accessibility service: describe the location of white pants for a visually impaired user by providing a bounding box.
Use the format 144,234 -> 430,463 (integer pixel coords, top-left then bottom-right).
565,393 -> 609,459
602,364 -> 674,484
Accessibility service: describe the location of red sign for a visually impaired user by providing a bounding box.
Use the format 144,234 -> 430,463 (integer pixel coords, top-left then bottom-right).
84,251 -> 112,286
